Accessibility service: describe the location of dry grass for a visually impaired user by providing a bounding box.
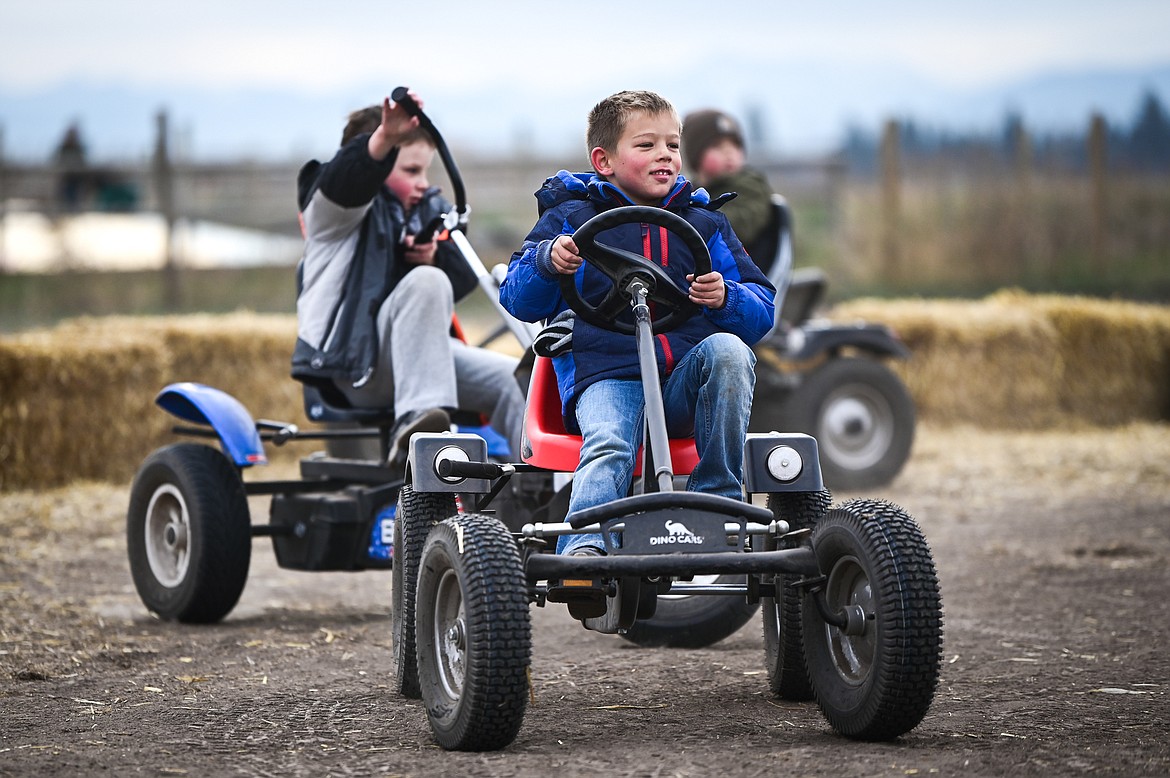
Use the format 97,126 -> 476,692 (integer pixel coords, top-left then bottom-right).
2,293 -> 1168,491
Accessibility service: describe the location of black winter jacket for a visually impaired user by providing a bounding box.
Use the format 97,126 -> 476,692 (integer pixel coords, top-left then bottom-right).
291,134 -> 476,388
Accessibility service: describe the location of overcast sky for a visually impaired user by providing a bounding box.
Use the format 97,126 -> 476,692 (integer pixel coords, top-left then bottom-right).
3,1 -> 1169,159
5,0 -> 1168,93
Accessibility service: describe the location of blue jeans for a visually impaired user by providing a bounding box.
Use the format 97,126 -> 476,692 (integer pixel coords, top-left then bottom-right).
558,333 -> 757,554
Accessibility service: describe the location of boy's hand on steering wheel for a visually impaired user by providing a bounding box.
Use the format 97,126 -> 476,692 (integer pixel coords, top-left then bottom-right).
550,234 -> 583,275
687,270 -> 727,309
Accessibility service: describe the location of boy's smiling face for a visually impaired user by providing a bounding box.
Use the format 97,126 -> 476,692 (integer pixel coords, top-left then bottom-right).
590,109 -> 682,206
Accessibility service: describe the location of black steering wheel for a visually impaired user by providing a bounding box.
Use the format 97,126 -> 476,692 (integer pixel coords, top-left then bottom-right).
558,206 -> 712,335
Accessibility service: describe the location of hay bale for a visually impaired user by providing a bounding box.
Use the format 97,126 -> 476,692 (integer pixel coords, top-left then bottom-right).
1013,292 -> 1170,425
0,324 -> 167,490
0,314 -> 308,492
832,290 -> 1170,428
3,295 -> 1167,491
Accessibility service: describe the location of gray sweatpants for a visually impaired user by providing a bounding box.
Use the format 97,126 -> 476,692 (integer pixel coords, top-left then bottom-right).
337,265 -> 526,457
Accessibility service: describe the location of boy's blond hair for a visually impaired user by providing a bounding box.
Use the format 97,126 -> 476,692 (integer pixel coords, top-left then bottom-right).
341,105 -> 434,148
586,90 -> 679,162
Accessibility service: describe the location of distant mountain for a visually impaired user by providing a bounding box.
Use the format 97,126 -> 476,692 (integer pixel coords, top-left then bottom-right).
2,59 -> 1168,163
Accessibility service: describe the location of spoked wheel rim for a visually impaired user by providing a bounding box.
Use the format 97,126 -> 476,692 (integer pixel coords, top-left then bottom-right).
820,553 -> 875,684
144,484 -> 190,587
817,384 -> 895,471
432,568 -> 467,700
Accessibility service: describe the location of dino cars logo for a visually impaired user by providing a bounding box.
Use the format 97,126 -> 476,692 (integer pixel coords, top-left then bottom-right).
650,519 -> 705,546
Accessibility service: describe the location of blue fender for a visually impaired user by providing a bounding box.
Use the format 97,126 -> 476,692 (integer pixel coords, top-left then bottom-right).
155,382 -> 268,467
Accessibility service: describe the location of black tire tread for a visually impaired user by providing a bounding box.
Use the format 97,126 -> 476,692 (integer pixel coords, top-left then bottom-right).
619,574 -> 759,649
126,443 -> 251,623
418,513 -> 531,751
391,485 -> 455,699
762,489 -> 831,700
782,357 -> 915,490
805,498 -> 943,740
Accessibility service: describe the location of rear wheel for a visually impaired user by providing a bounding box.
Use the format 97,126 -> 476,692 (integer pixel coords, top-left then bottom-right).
803,498 -> 942,740
619,575 -> 759,648
761,489 -> 831,700
782,358 -> 915,490
126,443 -> 251,623
391,485 -> 455,699
416,513 -> 531,752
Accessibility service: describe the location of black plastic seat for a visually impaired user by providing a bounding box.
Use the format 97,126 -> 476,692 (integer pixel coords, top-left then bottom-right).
302,382 -> 396,427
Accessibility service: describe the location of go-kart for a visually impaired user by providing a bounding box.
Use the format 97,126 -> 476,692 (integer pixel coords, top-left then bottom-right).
125,90 -> 941,753
397,199 -> 942,751
744,195 -> 916,491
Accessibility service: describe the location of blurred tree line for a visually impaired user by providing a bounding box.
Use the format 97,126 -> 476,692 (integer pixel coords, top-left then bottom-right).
798,90 -> 1170,302
840,90 -> 1170,176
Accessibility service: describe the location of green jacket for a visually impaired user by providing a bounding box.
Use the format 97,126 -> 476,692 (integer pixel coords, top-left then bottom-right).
702,167 -> 774,251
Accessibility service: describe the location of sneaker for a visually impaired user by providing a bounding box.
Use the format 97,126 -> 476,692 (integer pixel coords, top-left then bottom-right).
386,407 -> 451,465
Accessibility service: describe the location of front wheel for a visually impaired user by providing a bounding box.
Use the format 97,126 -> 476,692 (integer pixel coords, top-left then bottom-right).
416,513 -> 531,752
803,498 -> 942,740
761,489 -> 831,700
126,443 -> 251,623
391,485 -> 455,699
781,357 -> 915,491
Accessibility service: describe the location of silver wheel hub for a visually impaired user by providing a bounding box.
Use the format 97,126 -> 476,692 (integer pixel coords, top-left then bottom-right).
144,484 -> 191,588
819,385 -> 894,470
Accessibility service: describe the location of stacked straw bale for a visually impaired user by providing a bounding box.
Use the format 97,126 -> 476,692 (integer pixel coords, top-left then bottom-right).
832,290 -> 1170,428
2,293 -> 1168,491
0,314 -> 310,491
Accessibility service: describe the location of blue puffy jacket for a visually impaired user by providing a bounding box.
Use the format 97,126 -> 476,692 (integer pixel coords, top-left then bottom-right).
500,170 -> 775,427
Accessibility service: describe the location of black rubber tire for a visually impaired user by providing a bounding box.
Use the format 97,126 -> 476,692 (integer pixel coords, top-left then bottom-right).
416,513 -> 531,752
391,485 -> 455,699
618,575 -> 759,648
762,489 -> 832,700
781,357 -> 915,491
126,443 -> 251,623
803,498 -> 943,740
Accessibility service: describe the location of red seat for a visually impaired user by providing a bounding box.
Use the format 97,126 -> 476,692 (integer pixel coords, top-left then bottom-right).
523,355 -> 700,475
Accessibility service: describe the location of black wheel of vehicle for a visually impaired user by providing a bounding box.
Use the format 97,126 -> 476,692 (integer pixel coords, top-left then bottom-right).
761,489 -> 831,700
126,443 -> 251,623
391,485 -> 455,699
416,513 -> 531,752
803,498 -> 942,740
619,575 -> 759,648
782,357 -> 915,491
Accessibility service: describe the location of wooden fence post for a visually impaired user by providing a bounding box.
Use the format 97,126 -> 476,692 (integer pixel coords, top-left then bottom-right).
1088,112 -> 1109,273
0,125 -> 7,272
153,109 -> 180,308
880,118 -> 902,281
1012,120 -> 1040,279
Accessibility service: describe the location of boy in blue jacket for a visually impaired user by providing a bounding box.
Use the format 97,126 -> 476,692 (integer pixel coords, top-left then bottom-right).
500,90 -> 776,555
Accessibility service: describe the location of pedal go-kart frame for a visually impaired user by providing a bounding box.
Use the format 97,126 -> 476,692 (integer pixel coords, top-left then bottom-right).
393,161 -> 942,749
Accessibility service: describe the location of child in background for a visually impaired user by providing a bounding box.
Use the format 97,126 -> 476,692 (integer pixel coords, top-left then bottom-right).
682,109 -> 777,262
293,92 -> 525,464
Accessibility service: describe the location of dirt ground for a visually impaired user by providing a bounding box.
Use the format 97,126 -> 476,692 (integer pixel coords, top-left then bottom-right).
2,422 -> 1169,777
